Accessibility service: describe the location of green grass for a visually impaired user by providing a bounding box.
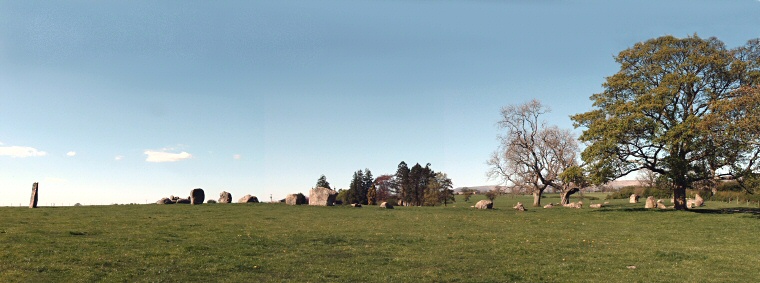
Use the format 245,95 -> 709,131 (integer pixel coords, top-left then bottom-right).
2,195 -> 759,282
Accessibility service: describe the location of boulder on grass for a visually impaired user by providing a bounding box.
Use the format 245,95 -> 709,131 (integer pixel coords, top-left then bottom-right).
644,196 -> 656,209
513,202 -> 526,211
694,193 -> 704,207
238,194 -> 259,203
285,193 -> 306,205
175,198 -> 191,204
190,188 -> 205,205
589,203 -> 602,209
309,187 -> 338,206
379,202 -> 394,209
156,197 -> 175,204
656,200 -> 667,209
475,200 -> 493,209
687,199 -> 696,208
564,201 -> 583,208
218,191 -> 232,203
629,194 -> 639,204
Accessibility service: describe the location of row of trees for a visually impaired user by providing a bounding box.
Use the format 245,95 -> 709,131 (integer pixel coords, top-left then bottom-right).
488,35 -> 760,210
314,162 -> 454,206
394,162 -> 454,207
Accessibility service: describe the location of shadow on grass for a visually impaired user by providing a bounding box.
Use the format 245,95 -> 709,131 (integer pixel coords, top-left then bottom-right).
689,207 -> 760,219
591,206 -> 760,219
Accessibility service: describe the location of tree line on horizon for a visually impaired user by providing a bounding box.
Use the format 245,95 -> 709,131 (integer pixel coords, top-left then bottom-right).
313,161 -> 454,207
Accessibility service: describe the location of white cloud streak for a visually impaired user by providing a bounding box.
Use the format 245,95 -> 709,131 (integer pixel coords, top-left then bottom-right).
144,150 -> 192,163
0,145 -> 47,158
233,154 -> 242,160
66,151 -> 77,157
114,155 -> 124,161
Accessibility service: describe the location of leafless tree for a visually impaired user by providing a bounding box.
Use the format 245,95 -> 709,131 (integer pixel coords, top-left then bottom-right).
487,100 -> 580,207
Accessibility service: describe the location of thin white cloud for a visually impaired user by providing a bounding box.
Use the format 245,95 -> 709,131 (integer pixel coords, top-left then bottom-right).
66,151 -> 77,157
144,150 -> 192,163
114,155 -> 124,161
0,145 -> 47,158
233,154 -> 242,160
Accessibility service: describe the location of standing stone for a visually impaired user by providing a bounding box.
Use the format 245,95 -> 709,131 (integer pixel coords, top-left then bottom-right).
475,200 -> 493,209
644,196 -> 656,209
694,193 -> 704,207
238,194 -> 259,203
629,194 -> 639,203
308,187 -> 338,206
29,182 -> 39,208
218,191 -> 232,203
190,188 -> 205,205
285,193 -> 306,205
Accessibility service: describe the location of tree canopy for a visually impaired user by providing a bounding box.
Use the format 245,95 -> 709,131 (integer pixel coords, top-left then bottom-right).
571,35 -> 760,210
315,175 -> 331,190
488,99 -> 580,207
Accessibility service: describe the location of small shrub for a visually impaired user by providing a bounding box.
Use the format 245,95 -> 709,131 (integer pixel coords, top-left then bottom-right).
206,199 -> 217,204
484,190 -> 499,201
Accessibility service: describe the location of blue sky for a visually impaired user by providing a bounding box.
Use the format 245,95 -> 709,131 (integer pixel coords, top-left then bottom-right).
2,0 -> 759,206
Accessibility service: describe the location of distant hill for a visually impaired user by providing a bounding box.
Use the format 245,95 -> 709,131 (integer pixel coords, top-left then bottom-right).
454,186 -> 504,194
605,180 -> 644,189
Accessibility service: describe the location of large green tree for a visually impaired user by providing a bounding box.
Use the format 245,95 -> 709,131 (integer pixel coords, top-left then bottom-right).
424,172 -> 454,206
572,35 -> 760,210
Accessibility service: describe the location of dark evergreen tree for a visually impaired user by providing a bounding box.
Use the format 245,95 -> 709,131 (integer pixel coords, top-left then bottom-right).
347,170 -> 363,204
395,161 -> 411,206
360,169 -> 373,205
315,175 -> 331,189
409,163 -> 424,206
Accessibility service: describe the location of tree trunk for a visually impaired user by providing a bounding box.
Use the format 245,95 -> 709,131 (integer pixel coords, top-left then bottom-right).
560,188 -> 580,205
673,184 -> 688,210
532,190 -> 543,207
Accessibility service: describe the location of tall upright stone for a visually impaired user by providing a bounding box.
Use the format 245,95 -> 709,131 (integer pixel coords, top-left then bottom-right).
190,188 -> 205,205
644,196 -> 656,209
29,182 -> 39,208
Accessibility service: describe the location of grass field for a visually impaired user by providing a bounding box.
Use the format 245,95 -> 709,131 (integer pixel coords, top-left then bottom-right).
2,194 -> 759,282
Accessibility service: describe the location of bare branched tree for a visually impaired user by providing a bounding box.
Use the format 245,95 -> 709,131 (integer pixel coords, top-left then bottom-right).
487,99 -> 580,207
